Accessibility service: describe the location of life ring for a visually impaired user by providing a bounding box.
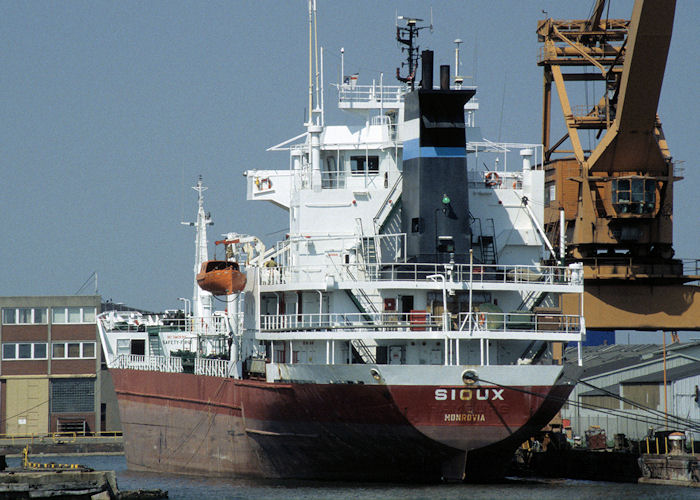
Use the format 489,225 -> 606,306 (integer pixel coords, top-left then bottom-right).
478,312 -> 486,327
485,172 -> 501,187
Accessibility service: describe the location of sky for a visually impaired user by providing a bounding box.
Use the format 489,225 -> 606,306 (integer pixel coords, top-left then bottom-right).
2,1 -> 698,314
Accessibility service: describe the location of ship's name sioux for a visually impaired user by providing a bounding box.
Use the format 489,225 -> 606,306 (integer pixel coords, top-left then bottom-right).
434,388 -> 504,401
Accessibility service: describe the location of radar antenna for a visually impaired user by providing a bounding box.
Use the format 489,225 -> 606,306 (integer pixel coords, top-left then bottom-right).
396,16 -> 431,90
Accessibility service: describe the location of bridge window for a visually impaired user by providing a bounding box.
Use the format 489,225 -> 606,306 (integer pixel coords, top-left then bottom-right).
350,155 -> 379,175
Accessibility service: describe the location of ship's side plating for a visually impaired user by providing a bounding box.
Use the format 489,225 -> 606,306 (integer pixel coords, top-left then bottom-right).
111,362 -> 579,481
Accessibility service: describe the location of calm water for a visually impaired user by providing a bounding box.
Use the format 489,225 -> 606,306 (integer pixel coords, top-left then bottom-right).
7,454 -> 699,500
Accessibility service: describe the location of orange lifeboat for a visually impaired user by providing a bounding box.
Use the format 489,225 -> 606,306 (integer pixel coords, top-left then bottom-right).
196,260 -> 246,295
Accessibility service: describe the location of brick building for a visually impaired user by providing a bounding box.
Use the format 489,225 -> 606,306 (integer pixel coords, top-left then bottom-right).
0,295 -> 120,435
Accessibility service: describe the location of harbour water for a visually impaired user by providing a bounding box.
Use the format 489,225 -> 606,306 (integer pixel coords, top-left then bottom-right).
7,454 -> 699,499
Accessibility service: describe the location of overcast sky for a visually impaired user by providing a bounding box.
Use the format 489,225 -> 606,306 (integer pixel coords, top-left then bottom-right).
2,1 -> 698,314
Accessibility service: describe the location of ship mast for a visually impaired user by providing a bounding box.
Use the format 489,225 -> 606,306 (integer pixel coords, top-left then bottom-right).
396,15 -> 431,90
306,0 -> 323,185
182,176 -> 213,318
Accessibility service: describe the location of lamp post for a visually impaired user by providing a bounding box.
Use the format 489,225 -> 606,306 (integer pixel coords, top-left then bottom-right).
427,273 -> 450,365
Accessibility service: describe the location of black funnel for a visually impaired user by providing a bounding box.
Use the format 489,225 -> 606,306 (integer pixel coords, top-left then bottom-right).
421,50 -> 433,90
440,65 -> 450,90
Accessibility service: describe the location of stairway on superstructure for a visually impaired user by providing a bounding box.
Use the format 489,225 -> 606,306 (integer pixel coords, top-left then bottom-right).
472,217 -> 498,265
372,174 -> 402,235
345,218 -> 383,364
148,330 -> 164,356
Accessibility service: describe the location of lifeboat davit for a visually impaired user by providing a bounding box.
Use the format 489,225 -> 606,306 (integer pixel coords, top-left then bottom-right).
196,260 -> 246,295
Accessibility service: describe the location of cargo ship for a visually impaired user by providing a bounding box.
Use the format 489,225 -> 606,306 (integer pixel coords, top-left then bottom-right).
98,11 -> 584,482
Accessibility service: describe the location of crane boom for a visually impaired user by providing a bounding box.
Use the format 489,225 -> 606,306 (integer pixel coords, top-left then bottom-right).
588,1 -> 676,174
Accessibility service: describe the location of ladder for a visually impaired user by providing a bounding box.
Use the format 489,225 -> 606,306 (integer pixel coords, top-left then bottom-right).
148,331 -> 164,356
473,217 -> 498,264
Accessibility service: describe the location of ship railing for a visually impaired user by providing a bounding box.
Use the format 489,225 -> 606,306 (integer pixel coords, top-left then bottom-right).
682,259 -> 700,277
458,311 -> 582,335
260,262 -> 580,287
320,171 -> 346,189
110,354 -> 183,373
337,84 -> 407,106
468,170 -> 524,190
260,311 -> 582,336
98,314 -> 231,336
260,311 -> 438,332
467,141 -> 544,171
194,358 -> 229,377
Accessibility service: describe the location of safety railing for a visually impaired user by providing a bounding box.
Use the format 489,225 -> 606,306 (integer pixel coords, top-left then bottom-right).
458,311 -> 582,335
337,84 -> 407,106
468,171 -> 524,190
682,259 -> 700,277
110,354 -> 183,373
0,431 -> 123,443
320,171 -> 347,189
194,357 -> 229,377
99,314 -> 231,336
260,311 -> 582,336
260,262 -> 581,287
109,354 -> 232,377
639,436 -> 697,456
261,311 -> 435,332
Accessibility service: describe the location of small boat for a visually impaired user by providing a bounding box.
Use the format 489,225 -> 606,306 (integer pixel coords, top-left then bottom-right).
196,260 -> 246,295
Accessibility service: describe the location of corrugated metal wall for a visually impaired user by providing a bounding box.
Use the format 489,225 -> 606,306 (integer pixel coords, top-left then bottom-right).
562,352 -> 700,441
672,375 -> 700,442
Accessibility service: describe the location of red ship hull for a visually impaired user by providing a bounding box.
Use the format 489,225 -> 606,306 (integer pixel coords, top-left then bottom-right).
111,366 -> 577,482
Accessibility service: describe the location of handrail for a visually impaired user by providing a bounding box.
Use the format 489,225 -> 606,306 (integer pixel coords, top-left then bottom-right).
110,354 -> 184,373
98,313 -> 231,336
373,173 -> 403,229
261,311 -> 435,331
109,354 -> 232,377
260,311 -> 582,336
682,259 -> 700,277
0,431 -> 123,442
260,262 -> 582,287
337,84 -> 407,105
457,311 -> 582,334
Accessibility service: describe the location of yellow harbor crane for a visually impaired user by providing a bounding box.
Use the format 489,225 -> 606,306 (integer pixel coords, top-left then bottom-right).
537,0 -> 700,330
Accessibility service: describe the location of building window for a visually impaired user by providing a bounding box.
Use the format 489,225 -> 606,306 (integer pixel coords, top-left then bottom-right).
2,343 -> 49,360
18,343 -> 32,359
83,343 -> 95,357
545,183 -> 556,205
51,307 -> 96,324
51,342 -> 97,359
350,155 -> 379,175
3,344 -> 16,359
50,378 -> 95,413
2,308 -> 48,324
34,343 -> 47,359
